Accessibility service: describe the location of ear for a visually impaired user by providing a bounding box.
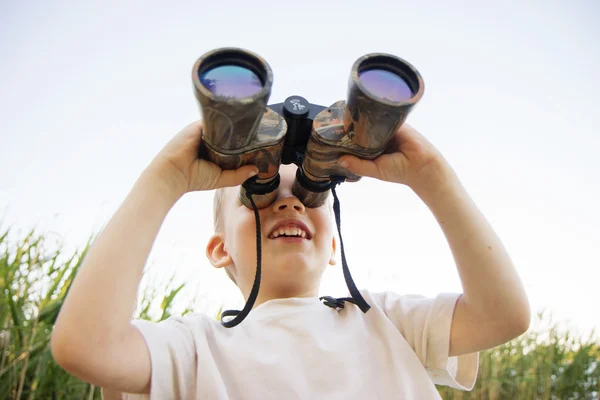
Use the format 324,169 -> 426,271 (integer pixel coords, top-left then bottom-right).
206,233 -> 233,270
329,235 -> 337,266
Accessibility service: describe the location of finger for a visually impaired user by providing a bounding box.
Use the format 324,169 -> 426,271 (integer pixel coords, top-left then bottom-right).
164,120 -> 203,155
397,123 -> 430,146
170,120 -> 203,143
339,155 -> 383,180
180,120 -> 203,136
216,165 -> 259,188
180,120 -> 204,149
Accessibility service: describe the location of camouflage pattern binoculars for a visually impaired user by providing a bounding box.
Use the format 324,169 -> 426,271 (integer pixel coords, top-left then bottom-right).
192,48 -> 424,209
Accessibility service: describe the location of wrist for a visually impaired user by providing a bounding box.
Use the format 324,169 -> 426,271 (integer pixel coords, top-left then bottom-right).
414,171 -> 470,228
409,158 -> 461,204
140,161 -> 186,206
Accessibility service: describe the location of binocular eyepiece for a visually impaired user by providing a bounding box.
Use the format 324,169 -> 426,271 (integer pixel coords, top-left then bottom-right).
192,48 -> 424,209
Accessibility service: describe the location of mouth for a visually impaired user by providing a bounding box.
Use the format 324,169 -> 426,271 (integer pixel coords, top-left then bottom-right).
267,220 -> 312,240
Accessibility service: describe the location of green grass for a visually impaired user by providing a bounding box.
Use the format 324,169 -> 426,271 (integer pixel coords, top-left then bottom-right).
0,227 -> 192,399
437,310 -> 599,398
1,227 -> 598,399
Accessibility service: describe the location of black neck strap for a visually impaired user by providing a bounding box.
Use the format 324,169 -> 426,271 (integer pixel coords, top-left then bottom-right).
330,177 -> 371,313
220,177 -> 370,328
220,189 -> 262,328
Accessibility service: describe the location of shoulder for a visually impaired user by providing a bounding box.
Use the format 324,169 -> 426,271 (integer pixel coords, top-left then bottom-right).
362,288 -> 460,308
118,313 -> 221,399
359,288 -> 440,310
130,312 -> 223,350
358,289 -> 462,327
133,312 -> 217,329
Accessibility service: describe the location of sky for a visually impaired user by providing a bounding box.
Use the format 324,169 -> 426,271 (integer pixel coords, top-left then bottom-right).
1,1 -> 599,340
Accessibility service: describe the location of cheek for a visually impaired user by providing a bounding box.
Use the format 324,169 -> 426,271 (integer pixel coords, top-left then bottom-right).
226,210 -> 258,252
311,209 -> 335,240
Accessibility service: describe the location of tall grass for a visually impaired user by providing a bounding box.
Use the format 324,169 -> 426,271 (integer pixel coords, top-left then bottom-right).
1,227 -> 598,398
0,228 -> 192,399
437,311 -> 600,398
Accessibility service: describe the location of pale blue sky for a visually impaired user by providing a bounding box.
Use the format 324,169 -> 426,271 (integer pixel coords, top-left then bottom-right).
1,1 -> 599,338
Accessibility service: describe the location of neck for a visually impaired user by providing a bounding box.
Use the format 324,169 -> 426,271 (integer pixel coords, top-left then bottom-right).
246,287 -> 320,310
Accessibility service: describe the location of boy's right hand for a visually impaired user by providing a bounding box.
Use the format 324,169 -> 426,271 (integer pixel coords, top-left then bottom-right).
148,120 -> 259,197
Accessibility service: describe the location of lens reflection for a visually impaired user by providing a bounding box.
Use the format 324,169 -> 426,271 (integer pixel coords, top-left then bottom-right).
199,65 -> 263,97
358,68 -> 413,102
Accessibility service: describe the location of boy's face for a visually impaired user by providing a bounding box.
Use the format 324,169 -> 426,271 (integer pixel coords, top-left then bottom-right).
206,164 -> 337,303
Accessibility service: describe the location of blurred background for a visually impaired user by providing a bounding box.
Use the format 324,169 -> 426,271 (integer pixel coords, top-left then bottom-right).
1,0 -> 599,397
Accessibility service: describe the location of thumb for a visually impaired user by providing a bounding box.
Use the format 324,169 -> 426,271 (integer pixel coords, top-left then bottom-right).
339,155 -> 382,180
216,165 -> 259,188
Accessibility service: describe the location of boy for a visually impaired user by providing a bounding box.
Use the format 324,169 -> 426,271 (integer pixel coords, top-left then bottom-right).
51,120 -> 531,399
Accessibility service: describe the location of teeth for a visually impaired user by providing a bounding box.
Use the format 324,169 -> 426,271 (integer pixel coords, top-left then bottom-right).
270,226 -> 308,239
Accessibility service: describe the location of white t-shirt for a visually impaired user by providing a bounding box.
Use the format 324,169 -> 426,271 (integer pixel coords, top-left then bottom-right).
107,290 -> 478,399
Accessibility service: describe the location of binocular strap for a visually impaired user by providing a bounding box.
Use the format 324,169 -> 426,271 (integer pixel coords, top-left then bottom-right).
220,182 -> 371,328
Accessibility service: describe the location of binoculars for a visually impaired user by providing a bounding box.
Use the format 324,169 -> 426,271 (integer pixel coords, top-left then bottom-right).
192,48 -> 424,209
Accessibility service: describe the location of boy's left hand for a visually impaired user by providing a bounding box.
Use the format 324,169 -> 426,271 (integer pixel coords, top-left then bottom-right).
338,124 -> 454,195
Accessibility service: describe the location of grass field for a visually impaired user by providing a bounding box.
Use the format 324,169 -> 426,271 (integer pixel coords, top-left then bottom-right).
1,228 -> 598,399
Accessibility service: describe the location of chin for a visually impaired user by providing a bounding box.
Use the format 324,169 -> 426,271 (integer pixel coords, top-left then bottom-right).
263,251 -> 327,275
274,252 -> 317,266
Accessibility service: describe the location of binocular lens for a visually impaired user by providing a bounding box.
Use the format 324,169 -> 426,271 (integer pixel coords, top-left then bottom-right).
199,65 -> 264,98
358,68 -> 413,102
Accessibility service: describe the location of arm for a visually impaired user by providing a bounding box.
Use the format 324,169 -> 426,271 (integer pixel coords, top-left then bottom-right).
51,166 -> 179,393
339,124 -> 530,357
51,121 -> 258,393
413,164 -> 530,357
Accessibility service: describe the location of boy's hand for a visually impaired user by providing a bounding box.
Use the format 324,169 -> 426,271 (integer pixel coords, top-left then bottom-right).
338,124 -> 454,195
148,121 -> 259,197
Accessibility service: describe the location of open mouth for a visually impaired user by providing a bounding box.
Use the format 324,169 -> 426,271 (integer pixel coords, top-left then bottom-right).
267,222 -> 312,240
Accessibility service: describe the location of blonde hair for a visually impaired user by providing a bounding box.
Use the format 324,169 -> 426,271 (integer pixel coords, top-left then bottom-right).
213,188 -> 226,234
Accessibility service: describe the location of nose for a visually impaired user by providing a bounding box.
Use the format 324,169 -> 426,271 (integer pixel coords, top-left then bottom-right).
271,195 -> 306,214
